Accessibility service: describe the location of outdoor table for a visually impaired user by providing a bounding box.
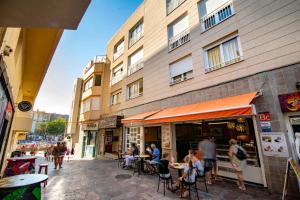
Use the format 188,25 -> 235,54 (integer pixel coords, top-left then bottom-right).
4,156 -> 36,177
0,174 -> 48,200
170,163 -> 185,177
134,155 -> 150,173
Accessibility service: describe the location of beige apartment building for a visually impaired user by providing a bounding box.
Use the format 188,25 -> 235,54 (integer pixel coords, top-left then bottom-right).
71,0 -> 300,194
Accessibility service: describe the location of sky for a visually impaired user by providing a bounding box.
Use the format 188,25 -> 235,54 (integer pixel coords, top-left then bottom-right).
34,0 -> 143,115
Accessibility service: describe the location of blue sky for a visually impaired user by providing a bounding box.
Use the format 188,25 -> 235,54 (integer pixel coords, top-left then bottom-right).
34,0 -> 143,114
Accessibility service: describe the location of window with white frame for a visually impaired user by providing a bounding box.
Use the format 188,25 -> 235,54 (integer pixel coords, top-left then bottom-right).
166,0 -> 186,15
111,63 -> 124,85
127,79 -> 143,100
169,55 -> 193,85
113,39 -> 124,61
168,14 -> 190,51
90,97 -> 100,111
128,48 -> 144,75
111,90 -> 122,106
80,100 -> 91,113
199,0 -> 234,31
127,127 -> 140,148
204,36 -> 242,72
129,20 -> 143,47
84,77 -> 94,91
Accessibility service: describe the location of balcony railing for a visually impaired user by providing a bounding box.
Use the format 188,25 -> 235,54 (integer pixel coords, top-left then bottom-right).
129,31 -> 143,47
166,0 -> 186,15
111,73 -> 124,85
113,48 -> 124,61
128,60 -> 144,76
84,55 -> 107,73
200,1 -> 234,32
170,70 -> 193,85
204,56 -> 242,73
168,28 -> 190,52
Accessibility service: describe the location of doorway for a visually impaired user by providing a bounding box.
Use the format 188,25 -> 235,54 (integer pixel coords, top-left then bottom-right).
144,126 -> 161,152
105,131 -> 113,153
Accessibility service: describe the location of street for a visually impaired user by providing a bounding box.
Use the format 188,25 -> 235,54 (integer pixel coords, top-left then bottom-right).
41,158 -> 281,200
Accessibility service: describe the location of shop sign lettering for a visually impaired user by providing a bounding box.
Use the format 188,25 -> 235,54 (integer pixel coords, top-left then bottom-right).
82,123 -> 98,131
259,112 -> 271,121
259,112 -> 271,132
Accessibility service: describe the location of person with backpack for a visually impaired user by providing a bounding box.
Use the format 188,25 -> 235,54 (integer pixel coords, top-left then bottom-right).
228,139 -> 248,191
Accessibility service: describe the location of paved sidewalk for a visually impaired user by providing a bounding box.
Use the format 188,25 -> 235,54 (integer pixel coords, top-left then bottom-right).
40,159 -> 281,200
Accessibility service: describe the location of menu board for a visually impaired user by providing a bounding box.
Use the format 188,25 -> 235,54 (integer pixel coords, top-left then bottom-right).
261,132 -> 289,157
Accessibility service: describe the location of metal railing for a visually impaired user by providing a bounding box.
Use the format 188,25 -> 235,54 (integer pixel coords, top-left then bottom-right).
84,55 -> 107,73
129,31 -> 143,47
166,0 -> 186,15
200,1 -> 233,32
170,70 -> 193,85
113,48 -> 124,61
168,28 -> 190,51
204,56 -> 242,73
128,60 -> 144,76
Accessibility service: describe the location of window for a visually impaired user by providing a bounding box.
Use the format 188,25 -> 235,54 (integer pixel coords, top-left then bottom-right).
127,79 -> 143,100
199,0 -> 234,31
111,90 -> 122,106
169,55 -> 193,85
94,75 -> 101,86
113,39 -> 124,61
204,36 -> 242,72
166,0 -> 186,15
129,20 -> 143,47
127,127 -> 140,148
128,48 -> 144,75
81,100 -> 91,113
111,63 -> 124,85
84,77 -> 94,91
168,14 -> 190,51
91,98 -> 100,111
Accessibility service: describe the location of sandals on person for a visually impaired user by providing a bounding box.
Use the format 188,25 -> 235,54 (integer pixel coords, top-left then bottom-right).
239,186 -> 246,191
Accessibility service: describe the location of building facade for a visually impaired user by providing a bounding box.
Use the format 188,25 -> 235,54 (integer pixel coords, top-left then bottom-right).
0,1 -> 90,175
70,0 -> 300,194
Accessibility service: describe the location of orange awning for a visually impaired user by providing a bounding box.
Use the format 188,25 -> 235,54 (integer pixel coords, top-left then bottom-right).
121,110 -> 160,124
144,92 -> 257,124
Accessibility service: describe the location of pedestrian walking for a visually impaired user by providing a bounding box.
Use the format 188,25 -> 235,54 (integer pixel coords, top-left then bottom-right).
228,139 -> 248,191
198,137 -> 217,184
58,142 -> 67,168
52,142 -> 61,169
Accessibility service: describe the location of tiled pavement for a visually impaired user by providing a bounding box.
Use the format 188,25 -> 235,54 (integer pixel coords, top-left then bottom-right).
39,158 -> 282,200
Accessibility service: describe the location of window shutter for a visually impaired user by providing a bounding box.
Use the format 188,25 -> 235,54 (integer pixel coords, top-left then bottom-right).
199,0 -> 229,17
170,15 -> 189,37
169,55 -> 193,78
129,48 -> 144,65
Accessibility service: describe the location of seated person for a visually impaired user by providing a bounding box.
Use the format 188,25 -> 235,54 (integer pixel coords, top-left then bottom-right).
149,144 -> 160,164
158,153 -> 170,178
193,151 -> 204,176
124,146 -> 135,169
178,156 -> 197,197
132,143 -> 139,156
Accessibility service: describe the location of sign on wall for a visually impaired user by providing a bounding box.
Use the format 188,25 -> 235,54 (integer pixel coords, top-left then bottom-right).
259,112 -> 272,132
278,92 -> 300,112
17,101 -> 32,112
81,122 -> 98,131
261,132 -> 289,157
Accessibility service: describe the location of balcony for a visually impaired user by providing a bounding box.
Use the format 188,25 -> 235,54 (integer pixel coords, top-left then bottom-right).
82,86 -> 101,100
166,0 -> 186,15
128,61 -> 144,76
204,56 -> 242,73
111,73 -> 125,85
168,29 -> 190,52
200,1 -> 234,32
84,55 -> 107,74
129,31 -> 143,47
113,48 -> 124,61
79,110 -> 100,122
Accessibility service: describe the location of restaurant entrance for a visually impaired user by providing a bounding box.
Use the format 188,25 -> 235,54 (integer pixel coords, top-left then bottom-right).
144,126 -> 161,152
175,117 -> 264,185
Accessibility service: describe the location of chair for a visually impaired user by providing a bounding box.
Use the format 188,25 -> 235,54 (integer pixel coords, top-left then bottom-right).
180,168 -> 199,200
38,163 -> 48,187
115,152 -> 124,168
157,162 -> 173,196
132,158 -> 141,176
195,167 -> 208,193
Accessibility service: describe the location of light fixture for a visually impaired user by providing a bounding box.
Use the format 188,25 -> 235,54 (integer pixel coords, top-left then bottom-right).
227,122 -> 236,129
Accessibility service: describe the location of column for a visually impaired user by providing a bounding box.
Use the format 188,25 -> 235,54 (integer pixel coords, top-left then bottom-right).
140,126 -> 145,154
161,124 -> 175,159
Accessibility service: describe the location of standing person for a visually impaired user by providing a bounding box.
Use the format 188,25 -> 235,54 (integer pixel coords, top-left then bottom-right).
228,139 -> 247,191
198,137 -> 216,184
52,142 -> 60,169
58,142 -> 67,169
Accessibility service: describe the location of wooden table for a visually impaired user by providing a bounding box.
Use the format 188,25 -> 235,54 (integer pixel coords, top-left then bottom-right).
170,163 -> 185,177
4,156 -> 37,177
0,174 -> 48,200
134,155 -> 150,173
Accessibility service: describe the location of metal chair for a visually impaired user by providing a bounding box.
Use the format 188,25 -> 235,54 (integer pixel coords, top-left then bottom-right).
180,167 -> 199,200
157,162 -> 173,196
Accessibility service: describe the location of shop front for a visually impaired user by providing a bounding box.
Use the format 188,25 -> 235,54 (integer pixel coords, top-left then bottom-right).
98,115 -> 123,158
81,122 -> 98,158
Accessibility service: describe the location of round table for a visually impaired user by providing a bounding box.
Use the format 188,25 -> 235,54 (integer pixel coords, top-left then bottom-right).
0,174 -> 48,200
170,163 -> 185,177
134,155 -> 150,173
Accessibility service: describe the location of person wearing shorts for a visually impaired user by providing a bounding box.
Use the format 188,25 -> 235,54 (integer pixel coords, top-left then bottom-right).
199,137 -> 216,184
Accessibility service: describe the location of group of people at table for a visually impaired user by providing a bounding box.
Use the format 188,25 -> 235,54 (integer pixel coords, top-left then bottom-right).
121,138 -> 248,198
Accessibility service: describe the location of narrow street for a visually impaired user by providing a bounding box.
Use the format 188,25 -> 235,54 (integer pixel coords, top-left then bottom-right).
41,158 -> 280,200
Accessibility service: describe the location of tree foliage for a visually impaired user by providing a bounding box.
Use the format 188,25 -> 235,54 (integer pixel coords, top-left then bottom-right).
36,117 -> 66,136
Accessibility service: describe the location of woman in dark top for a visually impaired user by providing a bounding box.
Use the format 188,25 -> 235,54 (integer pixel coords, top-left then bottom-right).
158,153 -> 170,178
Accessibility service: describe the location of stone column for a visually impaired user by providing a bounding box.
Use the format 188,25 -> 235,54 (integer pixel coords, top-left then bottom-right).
161,124 -> 175,159
98,129 -> 105,157
140,126 -> 145,154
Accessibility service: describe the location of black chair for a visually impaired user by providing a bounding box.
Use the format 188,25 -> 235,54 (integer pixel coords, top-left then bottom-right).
195,167 -> 208,193
157,162 -> 173,196
180,168 -> 199,200
132,158 -> 141,176
115,152 -> 124,168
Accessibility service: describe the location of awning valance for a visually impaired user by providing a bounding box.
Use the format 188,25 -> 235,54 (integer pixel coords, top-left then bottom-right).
121,110 -> 160,124
144,92 -> 257,124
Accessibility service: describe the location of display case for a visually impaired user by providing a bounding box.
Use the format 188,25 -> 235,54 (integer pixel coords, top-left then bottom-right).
216,144 -> 260,167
